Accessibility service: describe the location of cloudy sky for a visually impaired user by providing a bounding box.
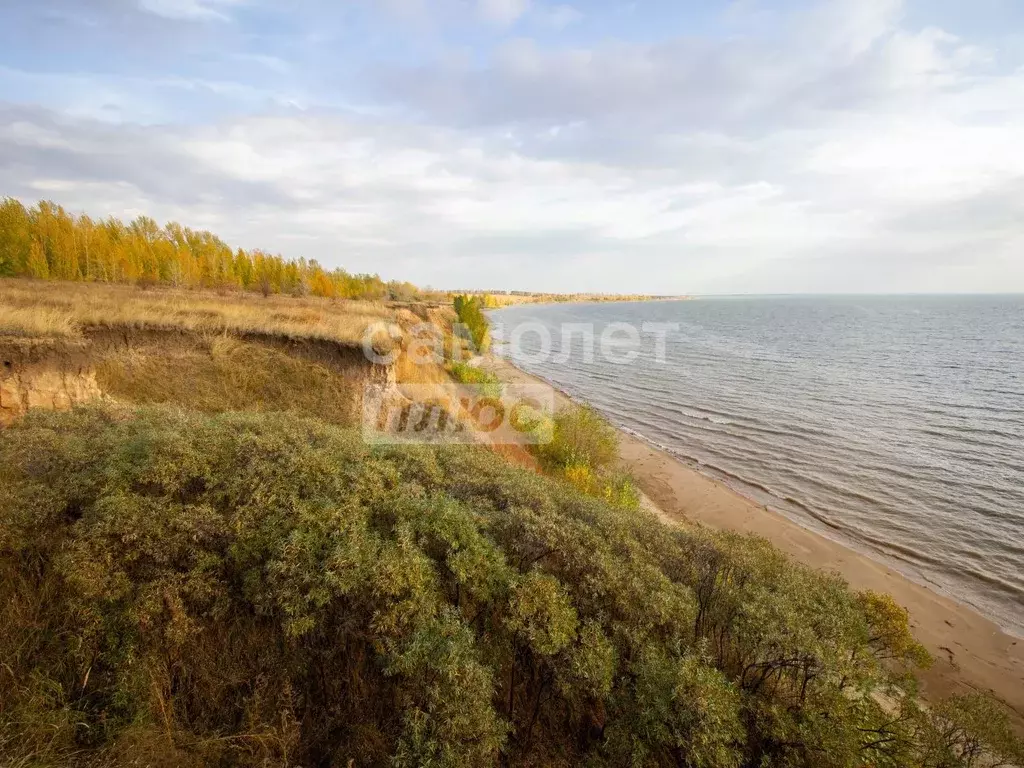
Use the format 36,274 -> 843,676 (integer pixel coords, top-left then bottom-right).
1,0 -> 1022,293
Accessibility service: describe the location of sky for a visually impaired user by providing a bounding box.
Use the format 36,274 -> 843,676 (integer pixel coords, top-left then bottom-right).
0,0 -> 1022,294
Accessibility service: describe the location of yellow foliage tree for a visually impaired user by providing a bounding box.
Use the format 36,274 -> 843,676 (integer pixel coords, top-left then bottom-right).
0,196 -> 412,301
26,238 -> 49,279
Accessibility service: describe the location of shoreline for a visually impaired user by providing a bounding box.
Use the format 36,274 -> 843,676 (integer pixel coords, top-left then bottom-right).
480,295 -> 691,309
483,352 -> 1024,731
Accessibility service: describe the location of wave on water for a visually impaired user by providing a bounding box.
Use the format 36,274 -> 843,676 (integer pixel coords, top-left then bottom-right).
494,295 -> 1024,637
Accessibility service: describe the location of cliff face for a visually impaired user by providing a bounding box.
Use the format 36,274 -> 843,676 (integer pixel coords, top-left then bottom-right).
0,340 -> 103,427
0,330 -> 396,427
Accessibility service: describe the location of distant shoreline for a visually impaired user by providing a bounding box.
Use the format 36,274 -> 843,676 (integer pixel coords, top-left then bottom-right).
473,293 -> 692,308
482,350 -> 1024,734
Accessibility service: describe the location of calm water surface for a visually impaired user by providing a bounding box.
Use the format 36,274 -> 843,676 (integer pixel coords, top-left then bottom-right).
492,296 -> 1024,635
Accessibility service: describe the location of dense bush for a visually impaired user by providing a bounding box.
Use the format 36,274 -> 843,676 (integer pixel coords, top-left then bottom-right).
1,406 -> 1021,767
534,405 -> 620,473
530,405 -> 641,510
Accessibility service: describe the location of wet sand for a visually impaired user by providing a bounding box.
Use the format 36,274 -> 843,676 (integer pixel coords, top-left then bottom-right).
484,354 -> 1024,731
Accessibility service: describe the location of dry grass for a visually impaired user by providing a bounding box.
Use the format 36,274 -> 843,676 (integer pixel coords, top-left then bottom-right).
0,279 -> 403,345
0,305 -> 80,339
0,277 -> 476,434
96,336 -> 359,425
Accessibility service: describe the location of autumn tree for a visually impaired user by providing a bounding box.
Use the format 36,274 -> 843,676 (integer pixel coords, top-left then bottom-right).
0,196 -> 407,300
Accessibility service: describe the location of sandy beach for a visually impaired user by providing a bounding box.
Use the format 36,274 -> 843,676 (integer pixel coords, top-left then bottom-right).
484,354 -> 1024,732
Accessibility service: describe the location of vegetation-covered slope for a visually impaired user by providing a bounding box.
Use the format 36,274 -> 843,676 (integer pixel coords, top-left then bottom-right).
2,406 -> 1021,767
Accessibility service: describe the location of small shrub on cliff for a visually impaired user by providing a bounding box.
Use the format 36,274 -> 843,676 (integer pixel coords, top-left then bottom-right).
562,463 -> 641,511
534,405 -> 619,473
916,694 -> 1024,768
529,405 -> 643,509
453,294 -> 491,353
446,360 -> 503,400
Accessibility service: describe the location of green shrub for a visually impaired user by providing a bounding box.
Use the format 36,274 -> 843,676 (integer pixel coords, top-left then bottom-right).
562,463 -> 642,511
915,694 -> 1024,768
0,406 -> 1017,767
446,360 -> 502,400
534,405 -> 619,473
453,294 -> 491,353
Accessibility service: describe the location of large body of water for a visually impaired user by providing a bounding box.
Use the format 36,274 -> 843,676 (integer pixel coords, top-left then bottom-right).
492,296 -> 1024,635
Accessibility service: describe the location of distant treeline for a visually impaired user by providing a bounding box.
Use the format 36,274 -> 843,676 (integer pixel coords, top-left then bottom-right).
455,291 -> 686,306
0,197 -> 425,300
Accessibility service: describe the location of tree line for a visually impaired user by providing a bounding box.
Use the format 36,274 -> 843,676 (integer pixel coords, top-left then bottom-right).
0,197 -> 423,300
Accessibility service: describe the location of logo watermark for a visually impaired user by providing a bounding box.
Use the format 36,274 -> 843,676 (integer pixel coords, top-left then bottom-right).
363,382 -> 555,445
358,316 -> 681,444
361,320 -> 681,367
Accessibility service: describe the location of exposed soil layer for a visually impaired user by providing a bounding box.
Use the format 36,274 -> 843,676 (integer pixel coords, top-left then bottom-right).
0,338 -> 103,426
0,329 -> 395,427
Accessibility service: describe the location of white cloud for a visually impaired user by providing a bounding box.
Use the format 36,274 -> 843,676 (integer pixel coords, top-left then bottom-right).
1,0 -> 1022,293
4,83 -> 1020,294
478,0 -> 530,26
534,4 -> 582,29
231,53 -> 291,73
137,0 -> 243,22
798,0 -> 904,58
0,65 -> 300,124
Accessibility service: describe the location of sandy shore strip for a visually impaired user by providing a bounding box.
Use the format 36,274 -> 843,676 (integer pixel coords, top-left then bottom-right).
482,353 -> 1024,732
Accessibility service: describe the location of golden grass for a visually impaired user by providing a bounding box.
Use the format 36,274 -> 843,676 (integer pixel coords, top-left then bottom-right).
0,278 -> 472,433
96,336 -> 359,425
0,279 -> 403,345
0,305 -> 80,339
